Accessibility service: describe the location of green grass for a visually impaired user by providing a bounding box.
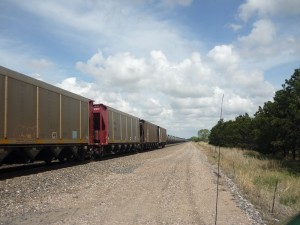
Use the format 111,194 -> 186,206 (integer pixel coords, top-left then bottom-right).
280,195 -> 299,207
197,142 -> 300,224
253,175 -> 279,188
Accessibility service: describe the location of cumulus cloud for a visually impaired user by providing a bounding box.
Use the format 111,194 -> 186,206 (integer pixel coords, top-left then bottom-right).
55,48 -> 275,137
56,77 -> 94,97
238,19 -> 276,46
76,51 -> 150,93
235,17 -> 300,69
235,0 -> 300,68
207,45 -> 240,70
238,0 -> 300,21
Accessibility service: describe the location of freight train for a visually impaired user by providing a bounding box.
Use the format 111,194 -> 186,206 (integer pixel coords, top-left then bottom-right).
0,66 -> 185,166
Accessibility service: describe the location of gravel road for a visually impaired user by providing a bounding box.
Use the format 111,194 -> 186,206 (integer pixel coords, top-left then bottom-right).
0,142 -> 263,225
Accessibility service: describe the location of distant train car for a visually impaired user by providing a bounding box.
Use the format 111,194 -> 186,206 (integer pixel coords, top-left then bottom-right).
0,66 -> 91,164
159,127 -> 167,148
139,120 -> 167,149
139,120 -> 159,149
167,135 -> 186,144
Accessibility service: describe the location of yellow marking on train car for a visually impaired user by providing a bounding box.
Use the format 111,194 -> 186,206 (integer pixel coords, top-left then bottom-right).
35,139 -> 45,144
0,139 -> 11,144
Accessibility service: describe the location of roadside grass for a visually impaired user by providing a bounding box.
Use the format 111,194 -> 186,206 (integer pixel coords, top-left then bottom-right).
197,142 -> 300,224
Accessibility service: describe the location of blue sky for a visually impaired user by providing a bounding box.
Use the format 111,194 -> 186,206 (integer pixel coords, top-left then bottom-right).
1,0 -> 300,138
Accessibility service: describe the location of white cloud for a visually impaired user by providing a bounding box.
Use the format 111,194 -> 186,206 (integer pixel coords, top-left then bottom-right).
207,45 -> 240,70
55,48 -> 275,137
238,0 -> 300,21
228,23 -> 242,31
29,58 -> 54,71
238,19 -> 276,46
6,0 -> 198,61
235,18 -> 300,70
235,0 -> 300,71
76,51 -> 150,93
56,77 -> 94,97
225,94 -> 254,114
163,0 -> 193,7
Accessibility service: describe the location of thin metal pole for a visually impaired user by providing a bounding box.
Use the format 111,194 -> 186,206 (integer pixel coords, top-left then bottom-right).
215,94 -> 224,225
271,180 -> 278,213
215,145 -> 221,225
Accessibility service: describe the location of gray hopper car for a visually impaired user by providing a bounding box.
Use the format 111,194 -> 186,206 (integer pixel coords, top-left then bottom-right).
107,106 -> 140,144
159,127 -> 167,147
0,66 -> 91,164
140,120 -> 166,149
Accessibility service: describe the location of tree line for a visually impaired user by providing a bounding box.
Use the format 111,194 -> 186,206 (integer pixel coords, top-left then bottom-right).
189,129 -> 210,142
208,68 -> 300,160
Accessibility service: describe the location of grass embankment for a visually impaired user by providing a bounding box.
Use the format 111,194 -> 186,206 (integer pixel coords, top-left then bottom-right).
198,142 -> 300,224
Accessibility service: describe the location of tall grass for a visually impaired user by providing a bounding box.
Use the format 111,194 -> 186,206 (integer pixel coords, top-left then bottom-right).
197,142 -> 300,224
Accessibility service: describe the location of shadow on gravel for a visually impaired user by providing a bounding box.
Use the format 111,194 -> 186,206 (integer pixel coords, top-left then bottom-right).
0,146 -> 176,180
0,161 -> 90,181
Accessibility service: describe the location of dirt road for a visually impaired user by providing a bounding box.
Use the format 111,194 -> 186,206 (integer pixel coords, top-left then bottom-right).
0,142 -> 260,225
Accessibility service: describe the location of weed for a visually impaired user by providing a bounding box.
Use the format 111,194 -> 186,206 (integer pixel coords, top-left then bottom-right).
280,195 -> 299,207
197,142 -> 299,224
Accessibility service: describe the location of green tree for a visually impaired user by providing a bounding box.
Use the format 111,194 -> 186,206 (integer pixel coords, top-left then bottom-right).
272,69 -> 300,159
209,68 -> 300,160
234,113 -> 254,149
253,102 -> 278,154
208,119 -> 224,146
198,129 -> 210,142
189,136 -> 200,142
208,114 -> 254,149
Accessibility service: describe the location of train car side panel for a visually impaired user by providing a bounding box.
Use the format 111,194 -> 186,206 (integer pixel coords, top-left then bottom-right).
81,101 -> 89,142
0,66 -> 90,145
107,106 -> 140,144
0,75 -> 5,139
61,95 -> 80,140
132,118 -> 138,142
121,114 -> 126,141
147,121 -> 158,143
7,77 -> 37,143
108,110 -> 114,142
39,87 -> 60,140
159,127 -> 167,147
127,117 -> 131,142
140,120 -> 159,148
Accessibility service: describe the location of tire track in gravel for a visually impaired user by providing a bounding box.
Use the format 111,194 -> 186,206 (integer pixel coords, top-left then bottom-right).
184,147 -> 204,225
85,144 -> 207,225
151,143 -> 206,225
